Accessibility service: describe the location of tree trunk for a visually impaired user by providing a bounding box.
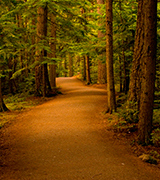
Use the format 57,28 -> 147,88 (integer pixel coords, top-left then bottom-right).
35,7 -> 43,95
106,0 -> 116,113
138,0 -> 157,144
35,4 -> 49,97
8,58 -> 14,94
128,1 -> 144,107
64,56 -> 67,77
24,16 -> 29,78
0,78 -> 9,112
42,5 -> 48,97
97,0 -> 106,84
119,55 -> 123,92
49,13 -> 56,89
122,48 -> 128,94
86,55 -> 91,84
82,56 -> 86,81
42,64 -> 46,97
118,1 -> 129,94
31,17 -> 36,64
68,54 -> 73,77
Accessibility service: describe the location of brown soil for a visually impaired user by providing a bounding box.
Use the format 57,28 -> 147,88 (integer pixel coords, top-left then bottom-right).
0,77 -> 160,180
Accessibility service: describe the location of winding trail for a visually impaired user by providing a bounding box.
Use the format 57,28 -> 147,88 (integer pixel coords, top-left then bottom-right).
0,77 -> 160,180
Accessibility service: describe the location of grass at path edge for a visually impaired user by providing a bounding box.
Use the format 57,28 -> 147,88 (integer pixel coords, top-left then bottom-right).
0,93 -> 58,129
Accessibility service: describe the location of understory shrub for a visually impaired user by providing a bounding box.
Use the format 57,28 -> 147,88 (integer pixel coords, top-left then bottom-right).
151,128 -> 160,147
118,101 -> 139,124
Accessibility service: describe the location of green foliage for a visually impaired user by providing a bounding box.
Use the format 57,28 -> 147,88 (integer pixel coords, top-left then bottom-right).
11,68 -> 26,80
90,62 -> 98,84
0,113 -> 14,129
151,128 -> 160,147
4,93 -> 36,111
152,93 -> 160,147
153,109 -> 160,125
19,74 -> 35,94
118,101 -> 139,124
0,0 -> 93,94
146,156 -> 158,165
149,150 -> 160,159
113,0 -> 137,88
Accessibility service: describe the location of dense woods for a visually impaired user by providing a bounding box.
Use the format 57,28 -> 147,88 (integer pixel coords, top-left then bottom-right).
0,0 -> 160,146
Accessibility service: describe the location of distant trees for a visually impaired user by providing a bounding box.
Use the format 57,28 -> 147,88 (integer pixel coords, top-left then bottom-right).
0,0 -> 90,98
113,0 -> 136,94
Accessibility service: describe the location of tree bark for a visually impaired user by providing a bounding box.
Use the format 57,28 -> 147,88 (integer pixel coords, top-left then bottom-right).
64,56 -> 67,77
106,0 -> 116,113
86,55 -> 91,84
119,55 -> 123,92
31,17 -> 36,64
68,54 -> 73,77
138,0 -> 157,144
35,4 -> 50,97
97,0 -> 106,84
8,57 -> 17,94
82,56 -> 86,81
0,77 -> 9,112
122,48 -> 128,94
128,1 -> 144,107
118,1 -> 129,94
49,13 -> 56,89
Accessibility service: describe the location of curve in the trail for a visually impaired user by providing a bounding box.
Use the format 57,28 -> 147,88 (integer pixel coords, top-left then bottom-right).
0,77 -> 160,180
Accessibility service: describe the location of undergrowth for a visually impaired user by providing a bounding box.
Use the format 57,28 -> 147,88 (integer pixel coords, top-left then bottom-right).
0,93 -> 55,129
110,91 -> 160,164
115,92 -> 160,146
4,93 -> 37,111
0,93 -> 37,128
152,92 -> 160,147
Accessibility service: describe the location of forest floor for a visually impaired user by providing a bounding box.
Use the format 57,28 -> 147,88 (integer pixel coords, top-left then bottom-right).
0,77 -> 160,180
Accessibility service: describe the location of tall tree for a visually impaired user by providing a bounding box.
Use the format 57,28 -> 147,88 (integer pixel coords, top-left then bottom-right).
128,0 -> 157,144
63,56 -> 67,77
138,0 -> 157,144
86,55 -> 91,84
68,54 -> 73,77
128,0 -> 144,107
49,13 -> 56,89
0,57 -> 9,112
118,1 -> 130,94
81,7 -> 91,84
82,56 -> 86,81
0,77 -> 9,112
97,0 -> 106,84
106,0 -> 116,113
35,4 -> 50,97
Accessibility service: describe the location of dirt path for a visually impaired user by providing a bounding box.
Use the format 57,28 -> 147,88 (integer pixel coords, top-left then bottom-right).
0,77 -> 160,180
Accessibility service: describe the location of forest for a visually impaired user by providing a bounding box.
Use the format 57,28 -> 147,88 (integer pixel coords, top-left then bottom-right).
0,0 -> 159,152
